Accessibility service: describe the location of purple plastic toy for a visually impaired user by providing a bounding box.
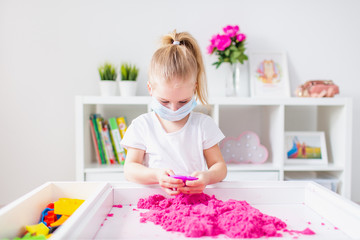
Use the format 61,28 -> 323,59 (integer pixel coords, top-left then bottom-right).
170,175 -> 198,181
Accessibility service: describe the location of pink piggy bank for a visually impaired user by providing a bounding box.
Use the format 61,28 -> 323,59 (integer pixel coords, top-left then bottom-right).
296,80 -> 339,98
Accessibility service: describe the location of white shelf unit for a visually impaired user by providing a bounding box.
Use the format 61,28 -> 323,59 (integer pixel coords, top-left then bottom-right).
75,96 -> 352,198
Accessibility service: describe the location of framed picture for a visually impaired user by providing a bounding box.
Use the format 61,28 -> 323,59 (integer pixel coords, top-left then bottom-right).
249,52 -> 290,97
285,131 -> 328,165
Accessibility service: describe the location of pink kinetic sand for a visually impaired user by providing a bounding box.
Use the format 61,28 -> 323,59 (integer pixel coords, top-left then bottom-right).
113,204 -> 123,208
284,228 -> 315,235
137,193 -> 289,238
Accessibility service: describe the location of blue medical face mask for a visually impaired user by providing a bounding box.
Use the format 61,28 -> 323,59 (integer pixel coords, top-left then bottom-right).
150,96 -> 197,121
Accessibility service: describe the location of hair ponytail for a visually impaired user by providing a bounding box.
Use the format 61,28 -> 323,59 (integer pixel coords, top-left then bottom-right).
149,30 -> 208,105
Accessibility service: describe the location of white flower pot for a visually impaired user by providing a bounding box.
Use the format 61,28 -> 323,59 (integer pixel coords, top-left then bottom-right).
99,80 -> 117,96
119,81 -> 137,97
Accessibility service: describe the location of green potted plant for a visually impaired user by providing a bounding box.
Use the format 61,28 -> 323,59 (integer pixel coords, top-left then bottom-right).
119,63 -> 139,97
98,62 -> 118,96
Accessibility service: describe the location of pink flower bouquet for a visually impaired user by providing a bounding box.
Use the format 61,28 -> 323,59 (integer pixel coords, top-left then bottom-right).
207,25 -> 248,68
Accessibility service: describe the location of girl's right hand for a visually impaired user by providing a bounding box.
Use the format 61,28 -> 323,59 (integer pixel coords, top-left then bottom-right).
156,169 -> 184,196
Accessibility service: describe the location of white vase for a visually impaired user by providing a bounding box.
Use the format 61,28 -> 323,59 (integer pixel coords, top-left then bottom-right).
119,81 -> 137,97
99,80 -> 117,96
225,62 -> 249,97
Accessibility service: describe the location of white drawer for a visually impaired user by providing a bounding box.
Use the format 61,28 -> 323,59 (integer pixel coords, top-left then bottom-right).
86,172 -> 126,181
225,171 -> 279,181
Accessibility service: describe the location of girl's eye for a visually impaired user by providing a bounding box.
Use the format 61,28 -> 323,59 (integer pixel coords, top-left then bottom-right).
179,101 -> 188,104
161,101 -> 169,104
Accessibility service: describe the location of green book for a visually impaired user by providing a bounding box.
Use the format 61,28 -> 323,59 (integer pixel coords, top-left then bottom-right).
96,116 -> 110,164
109,117 -> 126,164
91,114 -> 106,164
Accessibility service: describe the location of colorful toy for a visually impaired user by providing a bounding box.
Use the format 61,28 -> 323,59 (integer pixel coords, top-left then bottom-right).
220,131 -> 268,164
170,175 -> 198,182
12,232 -> 47,240
25,223 -> 49,236
54,198 -> 85,216
50,215 -> 69,227
7,198 -> 85,240
43,210 -> 57,227
39,208 -> 57,227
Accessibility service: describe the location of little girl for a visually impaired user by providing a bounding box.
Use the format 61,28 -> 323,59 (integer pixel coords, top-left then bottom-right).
121,30 -> 227,195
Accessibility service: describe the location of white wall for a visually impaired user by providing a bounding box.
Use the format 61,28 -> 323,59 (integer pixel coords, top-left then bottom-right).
0,0 -> 359,204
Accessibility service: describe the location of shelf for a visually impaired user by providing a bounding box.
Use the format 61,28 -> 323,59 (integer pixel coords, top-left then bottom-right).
85,164 -> 124,173
77,96 -> 350,106
210,97 -> 350,106
84,163 -> 279,174
227,163 -> 279,171
78,96 -> 151,104
283,164 -> 343,172
76,95 -> 352,198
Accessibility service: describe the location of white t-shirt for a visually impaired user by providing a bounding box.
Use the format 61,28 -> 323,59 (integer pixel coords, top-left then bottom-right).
120,111 -> 225,175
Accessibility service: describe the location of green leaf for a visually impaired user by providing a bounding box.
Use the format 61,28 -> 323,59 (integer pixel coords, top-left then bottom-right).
224,49 -> 230,57
229,45 -> 237,51
98,62 -> 117,80
120,63 -> 139,81
231,51 -> 241,59
121,65 -> 127,80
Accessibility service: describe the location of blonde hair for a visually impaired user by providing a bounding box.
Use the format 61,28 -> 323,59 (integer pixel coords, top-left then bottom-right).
149,30 -> 208,105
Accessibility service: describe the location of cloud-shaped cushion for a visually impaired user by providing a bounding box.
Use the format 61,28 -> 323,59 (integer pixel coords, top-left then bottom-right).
220,131 -> 268,164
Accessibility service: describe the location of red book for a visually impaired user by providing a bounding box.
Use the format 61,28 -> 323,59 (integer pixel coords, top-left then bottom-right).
89,119 -> 102,164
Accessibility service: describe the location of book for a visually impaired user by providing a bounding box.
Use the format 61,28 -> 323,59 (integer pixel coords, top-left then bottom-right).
89,118 -> 101,164
116,117 -> 128,138
109,117 -> 126,164
116,117 -> 128,155
96,116 -> 110,164
102,122 -> 116,164
91,114 -> 106,164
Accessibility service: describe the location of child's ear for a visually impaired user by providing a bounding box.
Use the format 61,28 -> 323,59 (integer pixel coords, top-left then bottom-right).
147,81 -> 152,96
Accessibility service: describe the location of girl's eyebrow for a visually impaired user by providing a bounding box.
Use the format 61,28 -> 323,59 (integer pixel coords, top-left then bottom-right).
179,97 -> 192,102
159,97 -> 192,102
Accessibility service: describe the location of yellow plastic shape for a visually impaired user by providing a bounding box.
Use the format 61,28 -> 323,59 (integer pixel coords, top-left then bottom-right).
50,215 -> 69,227
54,198 -> 85,216
25,222 -> 49,236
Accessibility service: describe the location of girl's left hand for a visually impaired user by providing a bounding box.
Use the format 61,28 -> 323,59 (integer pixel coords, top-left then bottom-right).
178,171 -> 209,194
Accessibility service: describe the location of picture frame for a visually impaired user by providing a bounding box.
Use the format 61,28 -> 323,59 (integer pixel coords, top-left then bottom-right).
249,52 -> 290,97
284,131 -> 328,165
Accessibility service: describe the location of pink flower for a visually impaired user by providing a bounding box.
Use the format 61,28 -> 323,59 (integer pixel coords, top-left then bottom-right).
207,44 -> 214,54
207,25 -> 248,66
223,25 -> 239,38
210,34 -> 220,46
236,33 -> 246,42
207,34 -> 218,54
208,34 -> 231,52
217,35 -> 231,51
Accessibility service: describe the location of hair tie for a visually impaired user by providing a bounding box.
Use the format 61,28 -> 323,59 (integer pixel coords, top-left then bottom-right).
173,40 -> 180,45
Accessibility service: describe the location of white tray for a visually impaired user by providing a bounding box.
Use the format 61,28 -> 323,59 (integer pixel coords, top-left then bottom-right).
1,181 -> 360,239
